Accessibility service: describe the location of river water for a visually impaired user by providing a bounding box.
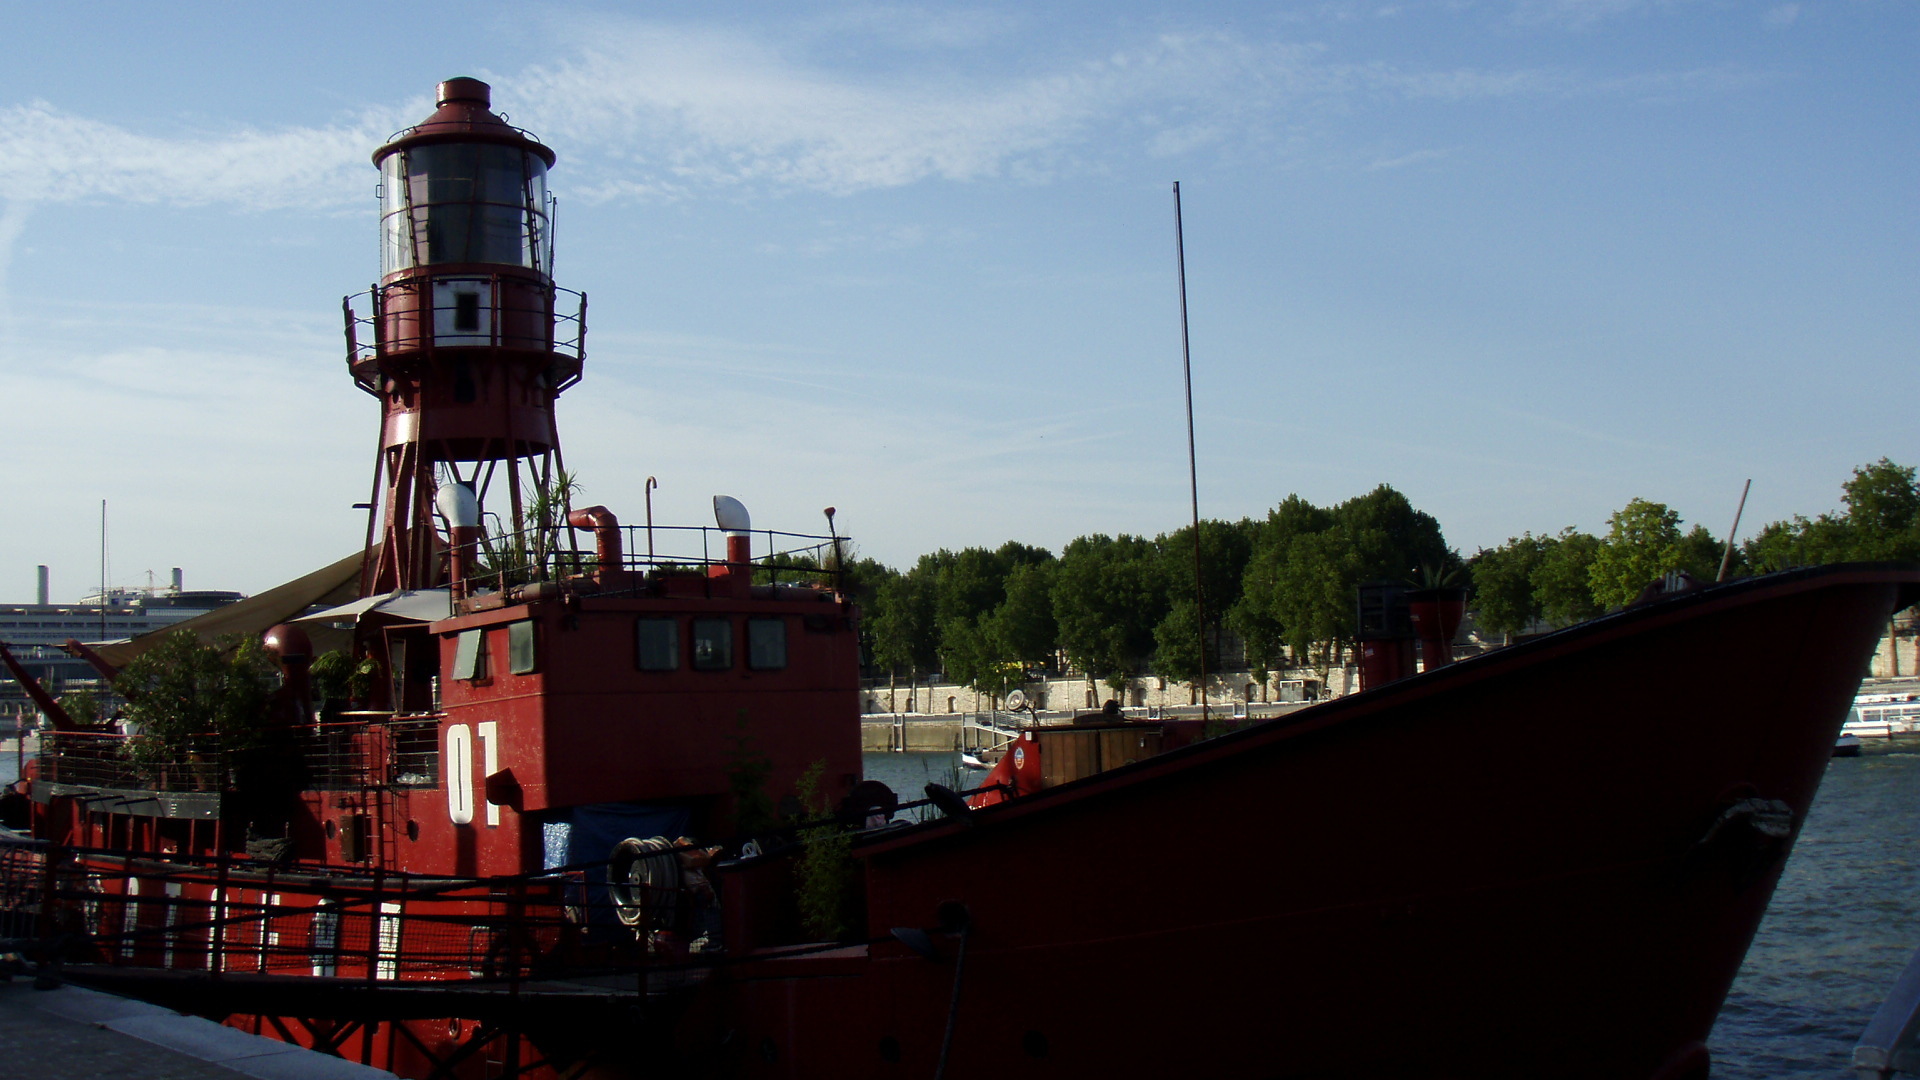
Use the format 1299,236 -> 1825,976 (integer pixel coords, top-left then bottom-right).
868,747 -> 1920,1078
5,743 -> 1913,1074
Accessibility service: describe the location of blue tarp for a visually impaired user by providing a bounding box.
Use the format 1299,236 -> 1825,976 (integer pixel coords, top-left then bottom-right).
543,802 -> 692,932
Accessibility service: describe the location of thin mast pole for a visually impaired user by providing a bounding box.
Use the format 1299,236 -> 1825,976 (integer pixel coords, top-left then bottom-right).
1174,183 -> 1207,718
99,499 -> 108,639
1717,479 -> 1752,583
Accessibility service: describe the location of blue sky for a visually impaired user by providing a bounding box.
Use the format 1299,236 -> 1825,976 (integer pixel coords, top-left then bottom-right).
0,1 -> 1913,599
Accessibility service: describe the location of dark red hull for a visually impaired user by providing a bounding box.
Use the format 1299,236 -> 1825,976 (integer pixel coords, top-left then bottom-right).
17,565 -> 1914,1080
716,564 -> 1919,1080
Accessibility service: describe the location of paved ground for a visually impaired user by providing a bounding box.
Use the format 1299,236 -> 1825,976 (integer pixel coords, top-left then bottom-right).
0,967 -> 394,1080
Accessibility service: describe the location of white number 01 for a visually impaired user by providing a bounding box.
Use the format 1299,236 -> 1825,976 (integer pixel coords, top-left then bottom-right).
445,722 -> 501,826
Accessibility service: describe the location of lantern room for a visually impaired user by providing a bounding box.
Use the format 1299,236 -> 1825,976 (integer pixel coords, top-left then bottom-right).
360,78 -> 569,360
375,78 -> 555,281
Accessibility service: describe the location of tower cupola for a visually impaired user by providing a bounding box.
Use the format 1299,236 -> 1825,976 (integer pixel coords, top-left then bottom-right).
345,79 -> 585,595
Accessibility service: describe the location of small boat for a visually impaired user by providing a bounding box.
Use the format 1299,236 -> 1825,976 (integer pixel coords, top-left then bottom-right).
1835,733 -> 1865,757
959,752 -> 991,770
1840,695 -> 1920,740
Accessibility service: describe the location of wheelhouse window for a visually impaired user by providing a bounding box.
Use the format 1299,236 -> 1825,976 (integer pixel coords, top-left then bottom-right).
636,617 -> 679,671
747,618 -> 787,670
691,618 -> 732,671
508,620 -> 538,675
454,629 -> 489,681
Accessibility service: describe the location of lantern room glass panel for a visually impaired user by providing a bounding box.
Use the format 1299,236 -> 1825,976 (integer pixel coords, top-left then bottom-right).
380,146 -> 549,276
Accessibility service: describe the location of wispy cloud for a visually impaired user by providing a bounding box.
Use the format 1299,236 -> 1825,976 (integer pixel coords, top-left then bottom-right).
509,23 -> 1119,195
1507,0 -> 1698,29
0,101 -> 403,209
1588,63 -> 1769,101
1763,3 -> 1801,28
778,6 -> 1032,50
0,16 -> 1756,212
1366,147 -> 1456,170
0,199 -> 29,345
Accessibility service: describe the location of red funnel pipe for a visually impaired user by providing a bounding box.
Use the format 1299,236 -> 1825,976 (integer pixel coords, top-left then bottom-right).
724,534 -> 752,598
447,525 -> 482,601
567,506 -> 623,585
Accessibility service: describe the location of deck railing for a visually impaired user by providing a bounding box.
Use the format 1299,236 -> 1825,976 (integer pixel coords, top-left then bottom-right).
39,715 -> 445,796
469,521 -> 848,594
0,838 -> 608,983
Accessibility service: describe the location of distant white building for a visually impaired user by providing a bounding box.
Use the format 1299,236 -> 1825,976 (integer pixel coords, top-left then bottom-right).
0,565 -> 243,726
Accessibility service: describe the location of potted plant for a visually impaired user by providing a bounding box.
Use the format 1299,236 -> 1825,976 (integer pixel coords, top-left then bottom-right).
1406,564 -> 1468,670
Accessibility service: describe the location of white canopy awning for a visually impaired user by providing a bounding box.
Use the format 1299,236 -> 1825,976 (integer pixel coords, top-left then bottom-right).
92,548 -> 370,667
294,588 -> 452,626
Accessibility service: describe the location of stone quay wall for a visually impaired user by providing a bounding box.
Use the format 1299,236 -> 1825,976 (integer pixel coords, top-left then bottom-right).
863,665 -> 1352,720
863,624 -> 1919,723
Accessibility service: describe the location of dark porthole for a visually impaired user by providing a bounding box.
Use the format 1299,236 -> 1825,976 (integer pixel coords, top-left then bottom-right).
878,1036 -> 901,1062
1023,1029 -> 1050,1058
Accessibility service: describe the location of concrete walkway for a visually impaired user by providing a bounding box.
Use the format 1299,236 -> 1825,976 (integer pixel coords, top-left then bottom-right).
0,971 -> 394,1080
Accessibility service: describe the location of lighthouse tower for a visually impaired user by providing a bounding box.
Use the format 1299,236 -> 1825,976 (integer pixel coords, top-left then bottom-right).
345,78 -> 584,595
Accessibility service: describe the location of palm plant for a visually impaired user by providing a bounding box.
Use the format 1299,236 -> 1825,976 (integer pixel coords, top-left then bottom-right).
476,469 -> 584,586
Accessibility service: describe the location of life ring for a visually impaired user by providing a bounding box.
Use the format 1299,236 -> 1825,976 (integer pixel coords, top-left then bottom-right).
607,837 -> 681,930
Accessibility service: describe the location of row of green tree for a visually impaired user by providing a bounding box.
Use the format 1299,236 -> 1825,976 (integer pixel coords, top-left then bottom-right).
848,459 -> 1920,697
1469,458 -> 1920,639
852,483 -> 1452,696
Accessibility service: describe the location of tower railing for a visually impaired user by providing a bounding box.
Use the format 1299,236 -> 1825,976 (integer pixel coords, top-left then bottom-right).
342,278 -> 586,369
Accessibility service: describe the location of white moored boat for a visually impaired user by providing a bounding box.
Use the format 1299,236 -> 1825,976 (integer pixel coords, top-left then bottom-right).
1840,694 -> 1920,740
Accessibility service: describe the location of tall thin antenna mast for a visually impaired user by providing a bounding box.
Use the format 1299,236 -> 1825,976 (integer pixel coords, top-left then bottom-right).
1174,182 -> 1207,718
99,499 -> 108,638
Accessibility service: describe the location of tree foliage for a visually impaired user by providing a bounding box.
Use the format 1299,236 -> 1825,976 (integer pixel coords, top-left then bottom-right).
1232,485 -> 1454,670
1153,518 -> 1255,680
865,565 -> 939,675
115,630 -> 278,755
1468,535 -> 1548,640
1051,534 -> 1167,683
1152,599 -> 1215,687
854,458 -> 1920,691
791,760 -> 856,941
1745,461 -> 1920,571
994,561 -> 1059,668
1588,499 -> 1686,609
1533,530 -> 1604,627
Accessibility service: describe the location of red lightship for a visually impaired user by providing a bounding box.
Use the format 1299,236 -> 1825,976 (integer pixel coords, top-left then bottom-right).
3,79 -> 1915,1080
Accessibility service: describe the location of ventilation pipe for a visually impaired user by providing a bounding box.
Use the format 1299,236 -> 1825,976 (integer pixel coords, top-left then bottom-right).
712,496 -> 752,598
436,482 -> 483,601
566,505 -> 623,587
36,565 -> 48,606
